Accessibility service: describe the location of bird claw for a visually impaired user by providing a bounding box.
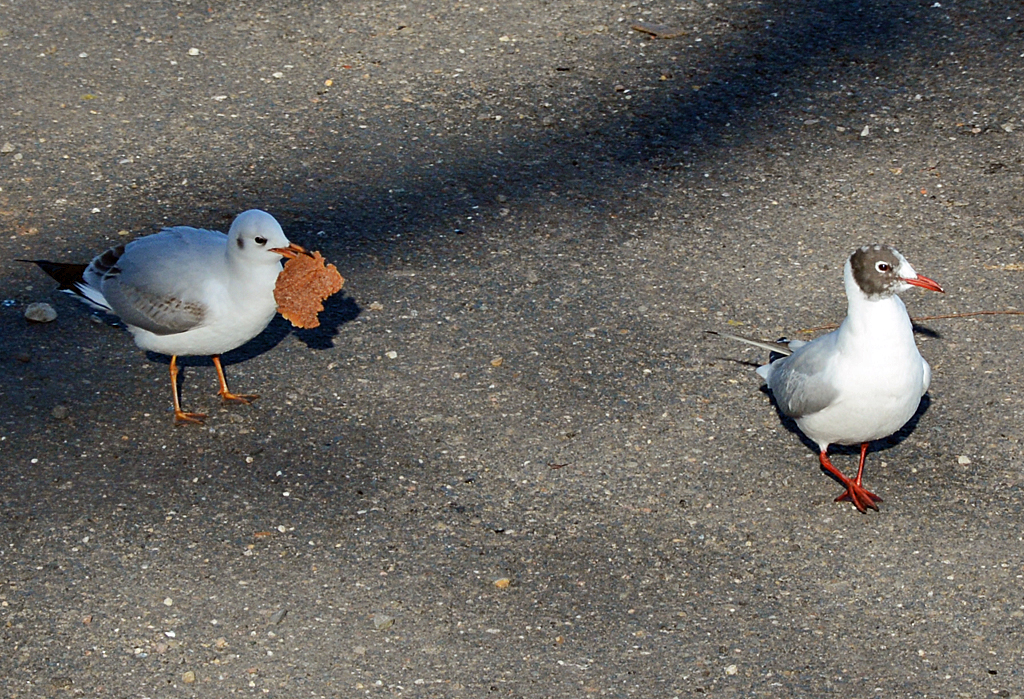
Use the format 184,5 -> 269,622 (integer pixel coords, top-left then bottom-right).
219,391 -> 259,405
835,484 -> 882,513
174,410 -> 207,425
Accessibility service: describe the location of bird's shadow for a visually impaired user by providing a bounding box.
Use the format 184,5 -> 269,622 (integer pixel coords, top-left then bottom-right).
761,385 -> 933,464
717,356 -> 763,369
146,293 -> 361,369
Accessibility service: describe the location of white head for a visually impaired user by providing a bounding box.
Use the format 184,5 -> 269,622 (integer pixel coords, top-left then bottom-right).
226,210 -> 298,266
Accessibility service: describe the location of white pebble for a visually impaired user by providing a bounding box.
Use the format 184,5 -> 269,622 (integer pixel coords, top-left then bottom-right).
25,302 -> 57,323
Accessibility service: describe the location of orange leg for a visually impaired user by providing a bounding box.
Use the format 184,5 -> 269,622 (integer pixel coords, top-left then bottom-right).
169,355 -> 207,424
819,445 -> 882,513
212,355 -> 259,404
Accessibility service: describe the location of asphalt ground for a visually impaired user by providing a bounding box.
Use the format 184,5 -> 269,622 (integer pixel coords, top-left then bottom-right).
2,0 -> 1023,697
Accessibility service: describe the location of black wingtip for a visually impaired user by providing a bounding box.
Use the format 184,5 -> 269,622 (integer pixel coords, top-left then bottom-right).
18,259 -> 89,290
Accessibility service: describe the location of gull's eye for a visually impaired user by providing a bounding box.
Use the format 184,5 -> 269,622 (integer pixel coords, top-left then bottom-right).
875,261 -> 891,273
254,236 -> 268,246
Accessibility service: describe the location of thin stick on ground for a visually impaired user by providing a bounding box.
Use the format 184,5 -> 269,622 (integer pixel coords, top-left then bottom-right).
799,309 -> 1024,334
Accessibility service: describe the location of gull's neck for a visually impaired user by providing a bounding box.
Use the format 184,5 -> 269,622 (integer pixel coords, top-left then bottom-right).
224,242 -> 284,294
839,258 -> 914,344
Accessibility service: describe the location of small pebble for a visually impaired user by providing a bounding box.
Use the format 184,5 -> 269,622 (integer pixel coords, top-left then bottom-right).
386,350 -> 398,359
51,405 -> 70,420
957,455 -> 971,465
182,670 -> 196,684
368,301 -> 384,311
373,613 -> 395,630
725,664 -> 738,676
1,142 -> 14,153
493,577 -> 511,589
188,47 -> 200,56
163,597 -> 173,606
269,609 -> 288,625
25,302 -> 57,323
490,357 -> 504,367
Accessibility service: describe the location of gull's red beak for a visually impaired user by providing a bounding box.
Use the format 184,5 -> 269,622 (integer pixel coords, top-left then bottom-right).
905,274 -> 944,293
270,243 -> 309,259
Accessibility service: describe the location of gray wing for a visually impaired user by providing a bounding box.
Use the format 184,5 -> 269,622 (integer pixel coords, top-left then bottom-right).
86,227 -> 225,335
761,332 -> 840,419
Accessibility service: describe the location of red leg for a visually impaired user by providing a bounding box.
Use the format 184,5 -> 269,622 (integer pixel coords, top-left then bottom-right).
819,447 -> 882,513
212,355 -> 259,404
170,355 -> 206,424
855,442 -> 871,486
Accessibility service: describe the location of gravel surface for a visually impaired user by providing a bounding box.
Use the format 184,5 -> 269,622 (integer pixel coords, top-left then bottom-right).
2,0 -> 1023,697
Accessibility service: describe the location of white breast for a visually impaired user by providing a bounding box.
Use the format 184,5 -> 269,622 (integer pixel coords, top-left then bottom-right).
796,295 -> 928,448
127,261 -> 281,356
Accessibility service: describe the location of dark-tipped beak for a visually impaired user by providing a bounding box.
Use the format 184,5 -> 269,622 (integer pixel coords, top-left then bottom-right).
905,274 -> 944,293
270,243 -> 309,259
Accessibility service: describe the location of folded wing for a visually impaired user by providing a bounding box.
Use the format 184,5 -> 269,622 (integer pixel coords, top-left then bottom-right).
86,227 -> 225,336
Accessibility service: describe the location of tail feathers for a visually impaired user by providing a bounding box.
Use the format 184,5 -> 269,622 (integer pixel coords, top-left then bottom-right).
19,259 -> 113,313
19,259 -> 88,290
705,330 -> 794,357
72,281 -> 114,313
